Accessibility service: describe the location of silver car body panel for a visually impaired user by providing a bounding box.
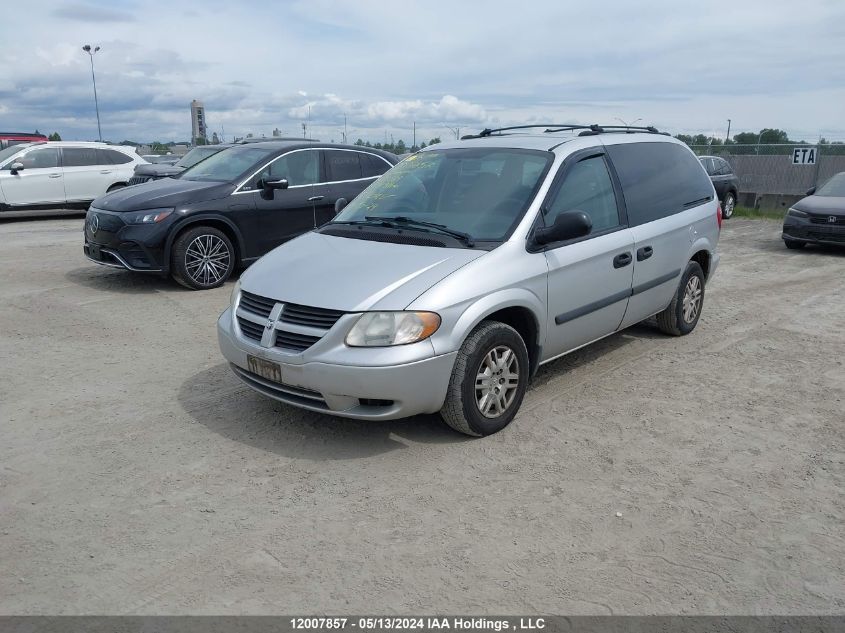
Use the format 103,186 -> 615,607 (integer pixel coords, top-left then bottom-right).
218,132 -> 721,420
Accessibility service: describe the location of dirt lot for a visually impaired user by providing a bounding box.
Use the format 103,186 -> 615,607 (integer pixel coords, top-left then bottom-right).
1,217 -> 843,614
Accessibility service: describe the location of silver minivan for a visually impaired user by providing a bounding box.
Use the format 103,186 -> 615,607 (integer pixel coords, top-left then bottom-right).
217,125 -> 721,436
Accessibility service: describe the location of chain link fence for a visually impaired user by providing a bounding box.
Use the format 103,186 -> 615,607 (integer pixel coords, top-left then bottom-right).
689,144 -> 845,199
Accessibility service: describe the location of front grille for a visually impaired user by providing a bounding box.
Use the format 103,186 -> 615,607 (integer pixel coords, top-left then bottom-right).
240,291 -> 275,318
236,316 -> 264,342
809,215 -> 845,225
128,175 -> 152,186
280,303 -> 344,328
275,330 -> 322,352
808,227 -> 845,242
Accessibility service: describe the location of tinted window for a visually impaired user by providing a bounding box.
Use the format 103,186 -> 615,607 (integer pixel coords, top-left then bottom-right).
361,153 -> 391,178
98,149 -> 133,165
325,150 -> 362,181
717,159 -> 733,176
180,146 -> 276,182
700,157 -> 716,176
18,148 -> 59,169
545,155 -> 619,234
607,142 -> 712,226
816,172 -> 845,197
250,150 -> 319,188
62,147 -> 101,167
176,146 -> 220,169
333,148 -> 552,241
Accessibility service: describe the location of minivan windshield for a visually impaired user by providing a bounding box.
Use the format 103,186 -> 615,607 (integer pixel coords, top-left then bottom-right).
179,146 -> 276,182
332,148 -> 552,242
816,172 -> 845,197
176,146 -> 223,169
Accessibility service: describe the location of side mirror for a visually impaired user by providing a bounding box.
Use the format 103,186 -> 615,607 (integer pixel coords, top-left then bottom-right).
533,211 -> 592,246
10,162 -> 24,175
258,178 -> 288,200
334,198 -> 348,215
806,186 -> 816,196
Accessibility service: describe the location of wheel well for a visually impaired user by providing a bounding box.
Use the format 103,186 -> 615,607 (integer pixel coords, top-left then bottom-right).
691,249 -> 710,280
107,182 -> 127,191
483,306 -> 540,377
171,219 -> 241,265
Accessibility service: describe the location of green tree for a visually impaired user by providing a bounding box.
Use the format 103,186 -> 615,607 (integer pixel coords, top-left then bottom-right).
395,139 -> 406,154
674,134 -> 694,145
758,128 -> 790,144
48,132 -> 61,141
428,137 -> 441,146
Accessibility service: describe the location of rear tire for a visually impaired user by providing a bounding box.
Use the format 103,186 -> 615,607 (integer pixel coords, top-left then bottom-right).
440,321 -> 529,437
784,239 -> 805,250
171,226 -> 235,290
656,261 -> 705,336
722,192 -> 736,219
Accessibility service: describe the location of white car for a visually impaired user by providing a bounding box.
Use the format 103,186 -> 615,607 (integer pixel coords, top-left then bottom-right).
0,141 -> 145,210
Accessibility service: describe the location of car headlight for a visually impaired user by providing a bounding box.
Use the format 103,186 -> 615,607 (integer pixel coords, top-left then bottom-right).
124,208 -> 174,224
230,279 -> 242,306
345,311 -> 441,347
787,207 -> 809,218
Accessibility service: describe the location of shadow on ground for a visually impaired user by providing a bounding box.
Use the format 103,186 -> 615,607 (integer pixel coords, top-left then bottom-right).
178,362 -> 468,460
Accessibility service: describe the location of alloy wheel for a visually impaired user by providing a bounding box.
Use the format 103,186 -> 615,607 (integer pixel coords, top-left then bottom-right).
475,345 -> 520,418
682,276 -> 702,324
185,234 -> 230,286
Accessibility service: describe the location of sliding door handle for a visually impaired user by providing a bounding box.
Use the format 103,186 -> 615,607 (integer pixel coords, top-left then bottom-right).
636,246 -> 653,261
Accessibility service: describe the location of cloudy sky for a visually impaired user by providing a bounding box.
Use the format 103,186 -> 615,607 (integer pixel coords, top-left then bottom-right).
1,0 -> 844,145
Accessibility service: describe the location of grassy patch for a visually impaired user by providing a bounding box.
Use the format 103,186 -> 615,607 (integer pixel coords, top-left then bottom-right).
731,205 -> 785,220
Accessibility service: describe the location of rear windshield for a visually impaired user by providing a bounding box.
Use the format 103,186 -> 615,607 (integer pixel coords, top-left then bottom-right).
176,146 -> 222,169
179,146 -> 276,182
816,173 -> 845,197
332,148 -> 552,242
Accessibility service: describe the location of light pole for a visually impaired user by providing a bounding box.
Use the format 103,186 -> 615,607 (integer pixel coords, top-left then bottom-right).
82,45 -> 102,141
615,117 -> 642,128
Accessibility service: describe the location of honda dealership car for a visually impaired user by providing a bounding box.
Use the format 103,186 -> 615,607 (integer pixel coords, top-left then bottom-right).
782,172 -> 845,249
218,125 -> 721,436
0,141 -> 143,210
84,141 -> 398,288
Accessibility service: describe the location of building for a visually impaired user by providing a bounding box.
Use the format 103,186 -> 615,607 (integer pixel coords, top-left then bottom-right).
190,100 -> 207,145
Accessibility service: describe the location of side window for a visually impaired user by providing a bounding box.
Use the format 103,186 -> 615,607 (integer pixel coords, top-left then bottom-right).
606,142 -> 713,227
360,153 -> 391,178
99,149 -> 133,165
253,150 -> 319,188
325,150 -> 362,181
62,148 -> 100,167
544,155 -> 620,234
701,157 -> 716,176
17,148 -> 59,169
717,159 -> 733,176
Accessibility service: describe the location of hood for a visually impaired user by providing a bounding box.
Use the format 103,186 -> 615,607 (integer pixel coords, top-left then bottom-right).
792,195 -> 845,215
240,232 -> 486,312
93,178 -> 231,212
134,163 -> 184,177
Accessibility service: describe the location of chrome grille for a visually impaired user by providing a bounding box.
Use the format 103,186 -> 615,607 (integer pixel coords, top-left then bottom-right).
236,317 -> 264,342
236,291 -> 345,353
275,330 -> 322,352
280,303 -> 345,328
240,291 -> 275,319
809,214 -> 845,225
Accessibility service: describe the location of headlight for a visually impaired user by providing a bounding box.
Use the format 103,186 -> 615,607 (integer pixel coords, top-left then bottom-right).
230,279 -> 242,306
124,208 -> 174,224
787,207 -> 809,218
345,311 -> 441,347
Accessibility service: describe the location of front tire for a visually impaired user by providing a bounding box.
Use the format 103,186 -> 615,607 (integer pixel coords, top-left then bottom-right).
171,226 -> 235,290
656,261 -> 705,336
722,192 -> 736,219
440,321 -> 529,437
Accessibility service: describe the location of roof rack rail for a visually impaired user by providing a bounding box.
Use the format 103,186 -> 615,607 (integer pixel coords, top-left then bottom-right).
461,123 -> 665,139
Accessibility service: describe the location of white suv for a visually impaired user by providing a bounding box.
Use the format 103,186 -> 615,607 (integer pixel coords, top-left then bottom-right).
0,141 -> 145,210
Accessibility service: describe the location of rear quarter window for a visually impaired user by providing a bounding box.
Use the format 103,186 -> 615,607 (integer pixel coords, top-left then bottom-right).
607,142 -> 713,226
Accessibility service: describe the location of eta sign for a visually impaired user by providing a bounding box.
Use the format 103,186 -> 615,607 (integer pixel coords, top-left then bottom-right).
792,147 -> 817,165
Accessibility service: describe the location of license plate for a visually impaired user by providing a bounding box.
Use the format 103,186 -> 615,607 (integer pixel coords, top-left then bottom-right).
247,355 -> 284,384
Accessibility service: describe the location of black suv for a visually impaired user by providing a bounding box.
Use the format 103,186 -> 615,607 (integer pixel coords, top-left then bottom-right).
84,141 -> 398,289
128,145 -> 229,185
699,156 -> 740,219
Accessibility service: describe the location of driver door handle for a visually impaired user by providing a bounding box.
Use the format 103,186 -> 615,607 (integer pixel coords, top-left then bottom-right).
100,170 -> 112,174
308,195 -> 325,202
48,174 -> 62,178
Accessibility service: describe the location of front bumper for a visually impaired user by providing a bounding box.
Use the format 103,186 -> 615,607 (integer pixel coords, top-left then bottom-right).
783,216 -> 845,246
83,208 -> 170,273
217,307 -> 458,420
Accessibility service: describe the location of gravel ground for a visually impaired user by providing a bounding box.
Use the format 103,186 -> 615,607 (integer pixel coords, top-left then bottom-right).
0,217 -> 843,614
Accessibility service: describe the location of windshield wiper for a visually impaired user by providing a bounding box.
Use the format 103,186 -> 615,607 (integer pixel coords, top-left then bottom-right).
362,216 -> 475,246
